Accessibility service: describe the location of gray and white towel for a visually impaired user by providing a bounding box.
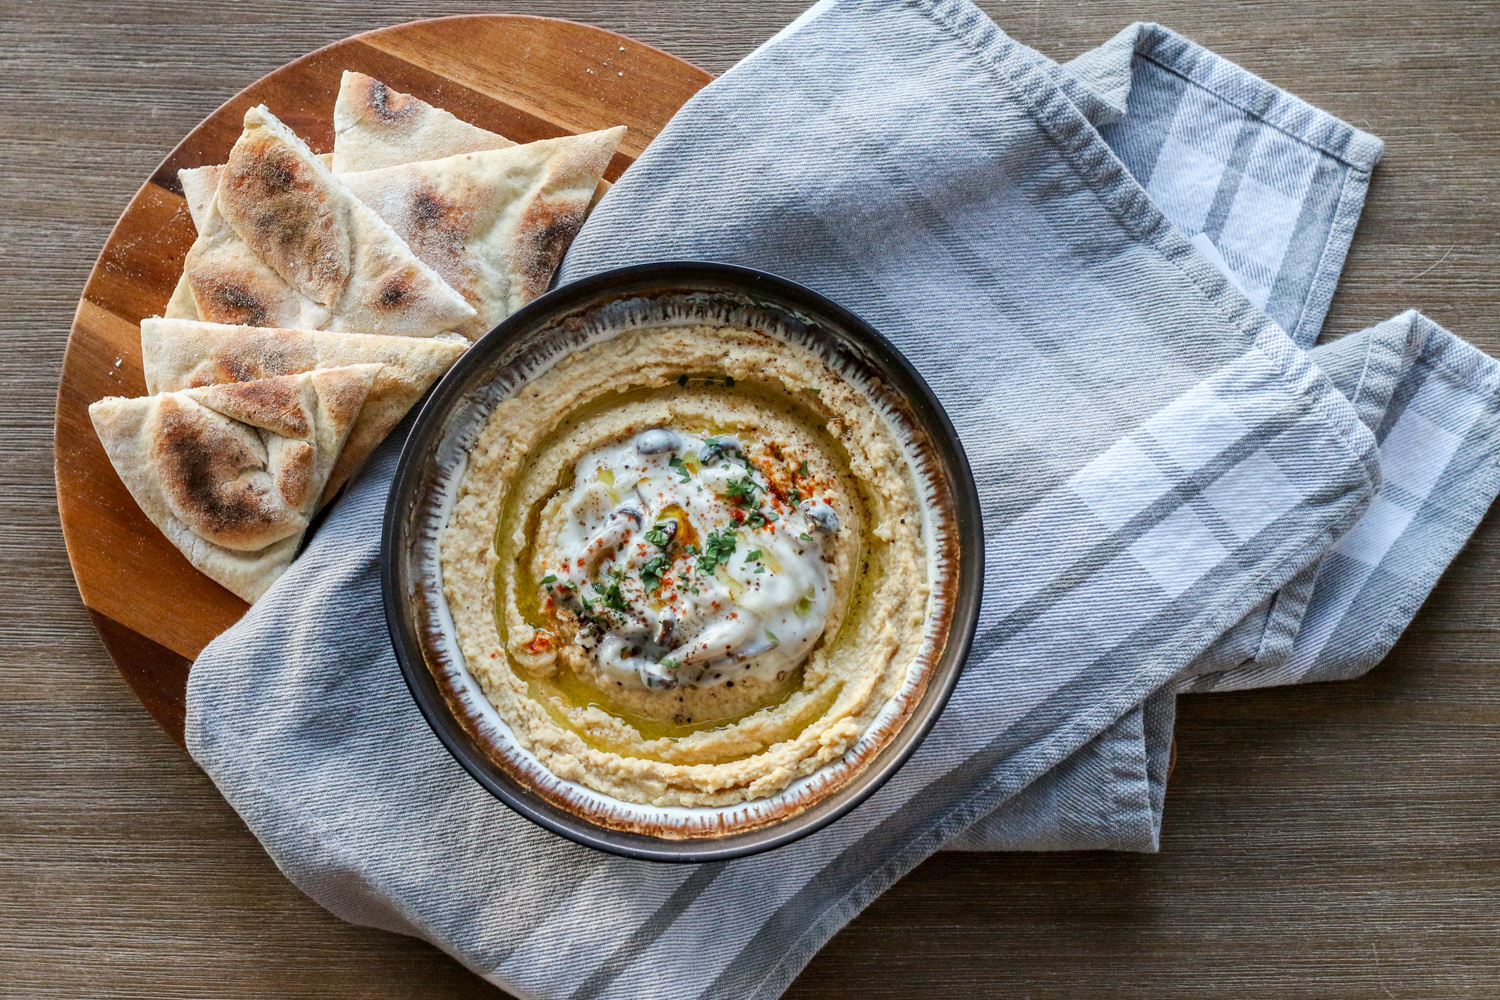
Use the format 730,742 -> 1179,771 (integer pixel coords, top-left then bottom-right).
186,1 -> 1500,996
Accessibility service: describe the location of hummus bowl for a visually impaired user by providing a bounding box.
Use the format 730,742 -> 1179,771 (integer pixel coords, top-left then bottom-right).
383,262 -> 980,861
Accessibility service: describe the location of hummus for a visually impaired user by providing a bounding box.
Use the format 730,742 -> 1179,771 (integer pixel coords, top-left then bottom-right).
440,324 -> 933,807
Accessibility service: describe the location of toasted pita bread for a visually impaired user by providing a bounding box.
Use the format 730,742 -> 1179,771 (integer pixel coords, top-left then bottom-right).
179,165 -> 223,233
179,155 -> 334,234
332,71 -> 517,174
176,75 -> 607,237
340,127 -> 625,340
89,365 -> 380,602
175,185 -> 324,328
179,104 -> 476,337
140,317 -> 465,502
164,270 -> 200,320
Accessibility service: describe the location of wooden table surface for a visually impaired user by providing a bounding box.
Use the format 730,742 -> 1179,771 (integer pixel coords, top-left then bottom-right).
4,1 -> 1498,996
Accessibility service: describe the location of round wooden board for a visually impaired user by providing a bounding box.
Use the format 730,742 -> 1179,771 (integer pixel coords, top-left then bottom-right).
54,15 -> 712,746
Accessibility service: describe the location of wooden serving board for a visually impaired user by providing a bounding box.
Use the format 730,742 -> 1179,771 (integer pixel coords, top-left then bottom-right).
54,15 -> 712,746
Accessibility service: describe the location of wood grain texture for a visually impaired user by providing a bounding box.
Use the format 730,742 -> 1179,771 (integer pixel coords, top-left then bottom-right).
4,1 -> 1498,997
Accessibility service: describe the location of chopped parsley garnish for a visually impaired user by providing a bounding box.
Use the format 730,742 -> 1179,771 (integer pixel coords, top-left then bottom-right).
742,508 -> 779,528
700,437 -> 735,463
540,574 -> 557,586
640,552 -> 671,591
644,522 -> 674,548
697,527 -> 738,574
599,572 -> 629,612
668,455 -> 691,482
788,488 -> 801,505
754,564 -> 765,573
724,476 -> 759,504
799,532 -> 812,541
798,459 -> 810,477
660,657 -> 680,669
746,549 -> 763,561
766,631 -> 779,645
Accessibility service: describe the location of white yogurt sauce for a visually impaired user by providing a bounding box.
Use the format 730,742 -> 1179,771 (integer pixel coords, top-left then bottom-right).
544,428 -> 839,690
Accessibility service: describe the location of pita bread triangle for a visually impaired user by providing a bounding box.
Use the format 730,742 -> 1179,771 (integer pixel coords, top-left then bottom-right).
179,154 -> 335,234
140,317 -> 466,504
332,70 -> 517,173
164,269 -> 200,321
176,104 -> 476,338
175,74 -> 608,237
178,164 -> 224,234
88,364 -> 380,603
340,126 -> 626,340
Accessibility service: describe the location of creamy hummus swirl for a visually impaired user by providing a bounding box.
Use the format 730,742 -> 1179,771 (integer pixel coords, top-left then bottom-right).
543,428 -> 839,691
440,324 -> 932,808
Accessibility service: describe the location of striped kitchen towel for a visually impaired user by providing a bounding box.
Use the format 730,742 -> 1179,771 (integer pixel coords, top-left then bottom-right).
951,309 -> 1500,852
1065,22 -> 1380,348
185,0 -> 1500,996
947,25 -> 1500,852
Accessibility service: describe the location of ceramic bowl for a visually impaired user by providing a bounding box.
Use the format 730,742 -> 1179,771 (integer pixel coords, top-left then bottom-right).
382,262 -> 981,862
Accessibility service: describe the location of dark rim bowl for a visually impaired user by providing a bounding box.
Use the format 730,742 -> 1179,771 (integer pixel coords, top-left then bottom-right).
382,261 -> 982,863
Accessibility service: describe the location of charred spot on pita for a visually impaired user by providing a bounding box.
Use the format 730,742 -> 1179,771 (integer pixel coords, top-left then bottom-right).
413,186 -> 455,226
407,185 -> 471,284
194,276 -> 271,328
250,150 -> 299,194
364,79 -> 416,123
514,197 -> 589,301
230,134 -> 317,197
220,131 -> 352,308
151,397 -> 290,545
379,275 -> 411,308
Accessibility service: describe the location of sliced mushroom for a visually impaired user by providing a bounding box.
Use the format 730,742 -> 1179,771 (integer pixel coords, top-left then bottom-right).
799,500 -> 839,534
662,614 -> 759,668
700,434 -> 741,463
578,504 -> 643,575
653,612 -> 679,648
634,428 -> 681,455
640,660 -> 680,690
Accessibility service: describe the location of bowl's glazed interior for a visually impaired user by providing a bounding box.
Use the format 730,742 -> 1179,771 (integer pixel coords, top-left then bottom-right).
383,262 -> 981,862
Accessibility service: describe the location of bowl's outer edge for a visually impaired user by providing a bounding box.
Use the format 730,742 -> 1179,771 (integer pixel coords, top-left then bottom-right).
382,261 -> 984,863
